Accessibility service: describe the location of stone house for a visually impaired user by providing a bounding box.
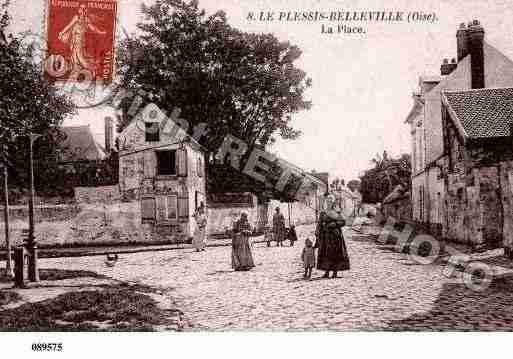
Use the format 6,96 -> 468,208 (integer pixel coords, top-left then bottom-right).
406,20 -> 513,239
117,118 -> 206,241
441,87 -> 513,252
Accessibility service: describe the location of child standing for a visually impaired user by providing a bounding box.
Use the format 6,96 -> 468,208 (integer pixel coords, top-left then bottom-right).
288,225 -> 298,246
301,238 -> 316,279
264,227 -> 273,247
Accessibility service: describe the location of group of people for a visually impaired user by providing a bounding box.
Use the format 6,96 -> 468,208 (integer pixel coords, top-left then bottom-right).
192,202 -> 351,278
229,207 -> 351,279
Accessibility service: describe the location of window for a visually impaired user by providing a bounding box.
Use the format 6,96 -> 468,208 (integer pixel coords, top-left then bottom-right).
419,186 -> 425,221
156,150 -> 176,176
197,156 -> 203,177
155,195 -> 178,221
145,122 -> 160,142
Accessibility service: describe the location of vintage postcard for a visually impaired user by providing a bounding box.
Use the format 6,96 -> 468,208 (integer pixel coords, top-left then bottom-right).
1,0 -> 513,355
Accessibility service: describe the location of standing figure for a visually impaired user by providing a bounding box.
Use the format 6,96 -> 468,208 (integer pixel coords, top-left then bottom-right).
264,226 -> 273,247
288,224 -> 298,246
301,238 -> 316,279
231,213 -> 255,271
58,4 -> 106,77
314,211 -> 350,278
192,202 -> 207,252
272,207 -> 286,247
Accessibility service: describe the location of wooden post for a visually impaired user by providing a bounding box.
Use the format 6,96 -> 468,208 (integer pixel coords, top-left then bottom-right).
3,165 -> 13,277
28,134 -> 41,282
288,202 -> 291,227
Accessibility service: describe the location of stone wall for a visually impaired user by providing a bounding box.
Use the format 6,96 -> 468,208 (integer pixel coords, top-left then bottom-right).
0,204 -> 81,223
75,185 -> 121,204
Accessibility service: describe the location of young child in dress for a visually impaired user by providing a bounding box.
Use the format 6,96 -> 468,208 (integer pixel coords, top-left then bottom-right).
264,226 -> 273,247
301,238 -> 316,279
287,224 -> 298,246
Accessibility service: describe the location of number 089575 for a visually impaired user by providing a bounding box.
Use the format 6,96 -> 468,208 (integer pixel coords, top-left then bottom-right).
31,343 -> 63,352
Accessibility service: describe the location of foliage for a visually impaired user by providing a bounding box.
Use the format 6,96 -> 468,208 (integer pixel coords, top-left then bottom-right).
117,0 -> 312,195
0,1 -> 75,193
359,151 -> 411,203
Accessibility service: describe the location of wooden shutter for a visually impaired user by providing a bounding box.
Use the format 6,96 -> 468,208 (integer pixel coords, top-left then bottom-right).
156,196 -> 167,221
167,195 -> 178,220
144,151 -> 156,178
177,148 -> 187,177
178,193 -> 189,220
141,198 -> 155,220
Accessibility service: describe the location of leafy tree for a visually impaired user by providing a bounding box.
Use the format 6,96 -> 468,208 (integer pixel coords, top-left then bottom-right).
346,179 -> 361,192
117,0 -> 312,194
359,151 -> 411,203
0,0 -> 75,196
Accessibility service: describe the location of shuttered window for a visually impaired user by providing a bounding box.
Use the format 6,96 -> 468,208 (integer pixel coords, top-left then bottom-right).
178,193 -> 189,220
177,148 -> 187,176
156,196 -> 167,221
144,151 -> 156,178
141,198 -> 155,220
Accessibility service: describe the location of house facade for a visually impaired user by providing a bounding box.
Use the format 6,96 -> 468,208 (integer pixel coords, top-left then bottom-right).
441,88 -> 513,252
117,119 -> 206,240
407,20 -> 513,243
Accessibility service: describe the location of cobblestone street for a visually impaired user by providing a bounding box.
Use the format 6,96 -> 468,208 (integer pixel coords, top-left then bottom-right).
41,225 -> 513,331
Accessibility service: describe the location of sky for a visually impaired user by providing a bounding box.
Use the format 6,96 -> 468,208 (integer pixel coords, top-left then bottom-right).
7,0 -> 513,182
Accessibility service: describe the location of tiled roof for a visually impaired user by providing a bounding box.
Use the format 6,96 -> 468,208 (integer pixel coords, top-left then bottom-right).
59,126 -> 107,162
443,88 -> 513,139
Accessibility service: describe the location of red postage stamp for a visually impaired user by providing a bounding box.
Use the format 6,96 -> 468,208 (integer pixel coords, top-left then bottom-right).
45,0 -> 118,84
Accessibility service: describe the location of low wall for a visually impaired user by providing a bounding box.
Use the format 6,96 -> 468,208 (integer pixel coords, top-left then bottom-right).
0,204 -> 80,223
0,202 -> 187,249
269,200 -> 317,226
74,185 -> 120,204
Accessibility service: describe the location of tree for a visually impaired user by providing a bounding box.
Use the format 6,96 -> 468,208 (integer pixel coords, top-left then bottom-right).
117,0 -> 312,193
359,151 -> 411,203
0,0 -> 75,195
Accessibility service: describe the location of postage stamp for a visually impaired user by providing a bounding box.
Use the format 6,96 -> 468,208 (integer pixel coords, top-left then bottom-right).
45,0 -> 117,84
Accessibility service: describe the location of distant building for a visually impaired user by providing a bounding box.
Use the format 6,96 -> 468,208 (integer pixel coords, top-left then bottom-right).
59,125 -> 107,163
117,118 -> 206,240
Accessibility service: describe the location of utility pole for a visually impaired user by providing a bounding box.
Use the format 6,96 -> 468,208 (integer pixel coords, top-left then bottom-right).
27,133 -> 42,282
2,164 -> 13,278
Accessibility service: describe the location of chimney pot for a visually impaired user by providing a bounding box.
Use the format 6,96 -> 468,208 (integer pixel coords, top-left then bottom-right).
456,24 -> 470,62
468,20 -> 485,89
443,58 -> 449,64
451,58 -> 456,63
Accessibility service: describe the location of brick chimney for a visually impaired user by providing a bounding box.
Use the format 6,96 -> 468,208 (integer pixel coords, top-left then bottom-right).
468,20 -> 485,89
104,116 -> 114,154
456,23 -> 469,62
440,58 -> 457,75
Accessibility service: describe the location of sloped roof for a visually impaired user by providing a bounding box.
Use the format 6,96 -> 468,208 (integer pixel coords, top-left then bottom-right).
422,42 -> 513,162
59,126 -> 107,162
442,87 -> 513,140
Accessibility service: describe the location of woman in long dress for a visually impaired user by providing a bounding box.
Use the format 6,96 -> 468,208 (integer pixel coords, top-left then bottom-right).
314,211 -> 350,278
192,203 -> 207,252
231,213 -> 255,271
272,207 -> 286,246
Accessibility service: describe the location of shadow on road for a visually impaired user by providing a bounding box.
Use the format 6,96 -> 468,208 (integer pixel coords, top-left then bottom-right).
386,276 -> 513,331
